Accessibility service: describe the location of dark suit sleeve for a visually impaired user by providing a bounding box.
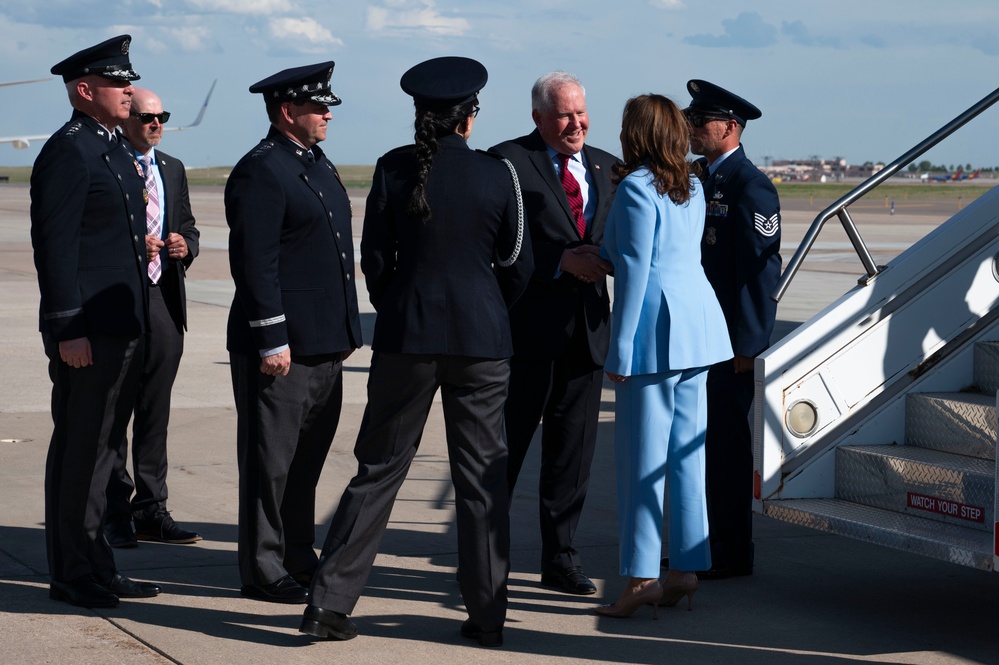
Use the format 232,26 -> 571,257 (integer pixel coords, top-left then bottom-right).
29,138 -> 90,341
731,172 -> 781,357
225,159 -> 289,352
172,166 -> 199,269
359,157 -> 395,310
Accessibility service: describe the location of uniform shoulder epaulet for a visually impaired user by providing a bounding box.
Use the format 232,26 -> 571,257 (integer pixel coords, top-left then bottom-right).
475,148 -> 505,160
249,140 -> 276,159
57,120 -> 84,140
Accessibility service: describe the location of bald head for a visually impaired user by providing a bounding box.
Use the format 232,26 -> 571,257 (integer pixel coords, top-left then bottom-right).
122,87 -> 166,154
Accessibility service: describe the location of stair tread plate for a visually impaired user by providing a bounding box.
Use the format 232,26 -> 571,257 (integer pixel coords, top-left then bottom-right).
764,498 -> 992,569
910,391 -> 995,405
839,444 -> 994,474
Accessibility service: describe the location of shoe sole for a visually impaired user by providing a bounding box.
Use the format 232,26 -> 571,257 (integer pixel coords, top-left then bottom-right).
240,587 -> 308,604
540,578 -> 597,595
135,533 -> 203,544
49,588 -> 120,608
300,618 -> 357,640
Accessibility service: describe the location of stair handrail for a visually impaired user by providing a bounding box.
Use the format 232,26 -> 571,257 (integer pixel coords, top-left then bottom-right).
771,85 -> 999,303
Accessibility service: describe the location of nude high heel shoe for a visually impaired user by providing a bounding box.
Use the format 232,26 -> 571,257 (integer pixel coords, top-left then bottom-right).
594,581 -> 664,619
658,571 -> 698,610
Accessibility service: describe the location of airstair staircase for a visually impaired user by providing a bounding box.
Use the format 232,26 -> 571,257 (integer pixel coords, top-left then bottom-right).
754,86 -> 999,572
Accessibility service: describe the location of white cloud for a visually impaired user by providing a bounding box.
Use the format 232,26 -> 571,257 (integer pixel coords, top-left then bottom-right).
162,25 -> 215,51
269,17 -> 343,47
649,0 -> 686,9
366,1 -> 470,37
186,0 -> 290,15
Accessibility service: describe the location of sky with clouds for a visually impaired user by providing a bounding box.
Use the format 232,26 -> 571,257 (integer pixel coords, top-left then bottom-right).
2,0 -> 999,171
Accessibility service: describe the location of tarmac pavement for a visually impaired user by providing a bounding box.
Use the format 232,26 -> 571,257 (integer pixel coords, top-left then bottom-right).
1,183 -> 997,664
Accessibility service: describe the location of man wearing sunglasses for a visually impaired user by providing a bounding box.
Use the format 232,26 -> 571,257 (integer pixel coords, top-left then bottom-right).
31,34 -> 162,609
104,88 -> 201,549
675,79 -> 782,580
226,62 -> 362,604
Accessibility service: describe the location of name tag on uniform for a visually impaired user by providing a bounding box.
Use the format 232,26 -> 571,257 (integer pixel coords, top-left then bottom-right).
706,201 -> 728,218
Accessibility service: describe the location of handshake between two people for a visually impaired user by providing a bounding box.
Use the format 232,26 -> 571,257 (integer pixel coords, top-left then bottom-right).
562,244 -> 612,284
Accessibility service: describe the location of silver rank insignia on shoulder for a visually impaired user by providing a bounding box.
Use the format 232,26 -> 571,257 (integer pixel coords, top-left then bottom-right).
754,212 -> 779,237
705,226 -> 717,245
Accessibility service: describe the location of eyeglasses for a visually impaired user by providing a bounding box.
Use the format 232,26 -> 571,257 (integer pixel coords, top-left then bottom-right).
685,112 -> 730,128
471,105 -> 480,118
130,111 -> 171,124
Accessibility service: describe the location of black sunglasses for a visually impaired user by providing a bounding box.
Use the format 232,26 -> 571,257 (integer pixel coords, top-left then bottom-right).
471,105 -> 480,118
130,111 -> 171,124
685,111 -> 730,128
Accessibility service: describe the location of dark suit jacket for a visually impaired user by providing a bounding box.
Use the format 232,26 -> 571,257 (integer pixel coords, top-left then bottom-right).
150,149 -> 199,333
698,145 -> 782,358
225,128 -> 362,357
30,110 -> 148,341
490,130 -> 619,363
361,134 -> 533,358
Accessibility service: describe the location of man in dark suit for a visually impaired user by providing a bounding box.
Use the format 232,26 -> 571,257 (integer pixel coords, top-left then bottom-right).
682,79 -> 781,579
491,71 -> 618,595
104,87 -> 201,548
30,35 -> 161,608
227,62 -> 362,604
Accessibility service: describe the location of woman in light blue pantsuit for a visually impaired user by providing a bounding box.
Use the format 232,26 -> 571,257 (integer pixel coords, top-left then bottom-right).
595,94 -> 732,619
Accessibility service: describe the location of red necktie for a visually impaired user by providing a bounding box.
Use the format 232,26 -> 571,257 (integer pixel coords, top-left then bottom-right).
558,153 -> 586,237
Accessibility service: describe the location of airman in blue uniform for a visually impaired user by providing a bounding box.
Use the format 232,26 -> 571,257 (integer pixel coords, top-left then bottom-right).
226,62 -> 362,604
683,79 -> 781,579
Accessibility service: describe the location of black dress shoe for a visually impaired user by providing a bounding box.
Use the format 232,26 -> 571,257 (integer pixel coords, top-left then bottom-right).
289,567 -> 316,587
460,619 -> 503,648
241,574 -> 308,604
50,576 -> 120,608
101,573 -> 162,598
540,566 -> 597,595
134,512 -> 202,544
300,604 -> 358,640
695,563 -> 753,580
104,517 -> 137,549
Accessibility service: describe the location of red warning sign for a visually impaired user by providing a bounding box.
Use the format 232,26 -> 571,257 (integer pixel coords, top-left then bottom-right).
906,492 -> 985,524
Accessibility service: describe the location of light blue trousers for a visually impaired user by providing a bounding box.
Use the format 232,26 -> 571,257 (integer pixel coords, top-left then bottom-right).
614,366 -> 711,578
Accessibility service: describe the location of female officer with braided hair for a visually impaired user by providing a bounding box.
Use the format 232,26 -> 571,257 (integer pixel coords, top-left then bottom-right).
300,56 -> 533,648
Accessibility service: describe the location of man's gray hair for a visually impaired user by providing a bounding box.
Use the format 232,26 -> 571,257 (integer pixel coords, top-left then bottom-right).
531,71 -> 585,114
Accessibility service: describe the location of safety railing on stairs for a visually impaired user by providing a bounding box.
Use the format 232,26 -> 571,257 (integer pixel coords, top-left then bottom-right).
771,85 -> 999,303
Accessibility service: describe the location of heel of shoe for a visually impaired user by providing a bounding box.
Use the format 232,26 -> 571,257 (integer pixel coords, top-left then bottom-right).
299,618 -> 328,638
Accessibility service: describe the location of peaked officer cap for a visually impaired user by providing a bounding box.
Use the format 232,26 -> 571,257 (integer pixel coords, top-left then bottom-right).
249,62 -> 341,106
50,35 -> 140,83
685,79 -> 761,127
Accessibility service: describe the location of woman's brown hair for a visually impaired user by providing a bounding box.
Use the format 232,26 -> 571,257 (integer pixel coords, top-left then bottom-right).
612,94 -> 697,205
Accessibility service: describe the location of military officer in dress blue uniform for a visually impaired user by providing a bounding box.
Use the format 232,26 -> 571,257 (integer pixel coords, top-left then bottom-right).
299,56 -> 532,648
677,79 -> 782,580
31,35 -> 162,608
226,62 -> 362,604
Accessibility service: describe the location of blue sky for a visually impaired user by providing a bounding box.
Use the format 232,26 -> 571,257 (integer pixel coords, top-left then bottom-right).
2,1 -> 999,170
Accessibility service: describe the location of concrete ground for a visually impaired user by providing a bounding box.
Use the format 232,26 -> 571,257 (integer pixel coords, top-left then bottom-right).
1,183 -> 997,665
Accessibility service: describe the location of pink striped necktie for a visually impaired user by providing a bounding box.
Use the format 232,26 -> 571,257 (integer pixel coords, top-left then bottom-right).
557,153 -> 586,237
142,155 -> 162,284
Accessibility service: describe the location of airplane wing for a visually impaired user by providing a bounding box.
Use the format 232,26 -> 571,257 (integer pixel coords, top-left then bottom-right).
165,79 -> 216,133
0,133 -> 52,149
0,77 -> 51,88
2,79 -> 216,149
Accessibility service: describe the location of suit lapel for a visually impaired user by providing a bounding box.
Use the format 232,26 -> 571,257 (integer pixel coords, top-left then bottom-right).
156,155 -> 173,235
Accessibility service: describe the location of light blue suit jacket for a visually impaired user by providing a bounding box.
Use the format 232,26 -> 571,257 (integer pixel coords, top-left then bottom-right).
603,168 -> 733,376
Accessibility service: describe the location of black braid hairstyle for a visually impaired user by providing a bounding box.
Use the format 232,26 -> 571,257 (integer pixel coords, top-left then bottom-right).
407,101 -> 475,222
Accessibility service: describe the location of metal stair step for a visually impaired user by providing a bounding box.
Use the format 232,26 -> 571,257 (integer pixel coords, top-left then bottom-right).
905,392 -> 996,459
763,498 -> 993,571
974,341 -> 999,396
836,444 -> 994,531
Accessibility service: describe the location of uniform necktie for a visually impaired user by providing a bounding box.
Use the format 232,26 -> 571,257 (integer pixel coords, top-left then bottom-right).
142,155 -> 162,284
557,153 -> 586,237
